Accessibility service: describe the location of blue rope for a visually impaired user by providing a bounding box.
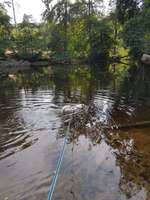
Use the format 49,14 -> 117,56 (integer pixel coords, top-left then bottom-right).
47,123 -> 70,200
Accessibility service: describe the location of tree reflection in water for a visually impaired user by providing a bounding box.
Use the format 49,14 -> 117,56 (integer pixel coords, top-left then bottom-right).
58,103 -> 150,199
0,64 -> 150,199
56,64 -> 150,199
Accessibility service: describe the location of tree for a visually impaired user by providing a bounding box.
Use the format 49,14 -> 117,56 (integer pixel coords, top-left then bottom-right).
11,0 -> 17,25
68,18 -> 89,59
0,3 -> 10,27
3,0 -> 17,24
22,14 -> 34,24
11,15 -> 43,60
116,0 -> 141,24
122,1 -> 150,57
89,19 -> 113,62
42,0 -> 69,52
41,0 -> 109,62
0,3 -> 11,56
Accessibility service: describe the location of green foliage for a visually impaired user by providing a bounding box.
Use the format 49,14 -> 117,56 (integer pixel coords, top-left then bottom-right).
116,0 -> 141,24
0,26 -> 10,56
11,17 -> 44,60
0,3 -> 10,27
122,5 -> 150,57
0,3 -> 10,56
42,0 -> 69,52
49,24 -> 66,53
51,51 -> 71,63
41,0 -> 108,63
68,19 -> 89,59
0,0 -> 149,64
89,19 -> 113,62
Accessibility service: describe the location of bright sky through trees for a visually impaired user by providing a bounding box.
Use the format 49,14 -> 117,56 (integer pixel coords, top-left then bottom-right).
0,0 -> 45,23
0,0 -> 110,23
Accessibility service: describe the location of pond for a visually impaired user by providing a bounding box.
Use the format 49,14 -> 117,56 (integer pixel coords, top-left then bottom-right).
0,65 -> 150,200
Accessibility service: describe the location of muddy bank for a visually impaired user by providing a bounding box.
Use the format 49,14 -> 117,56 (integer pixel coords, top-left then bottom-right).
0,60 -> 50,74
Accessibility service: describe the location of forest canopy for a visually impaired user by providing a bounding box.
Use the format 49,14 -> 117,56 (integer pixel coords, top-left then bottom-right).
0,0 -> 149,63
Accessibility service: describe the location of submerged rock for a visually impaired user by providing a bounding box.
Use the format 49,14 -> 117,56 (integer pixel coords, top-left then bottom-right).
141,54 -> 150,65
61,104 -> 87,114
8,74 -> 17,81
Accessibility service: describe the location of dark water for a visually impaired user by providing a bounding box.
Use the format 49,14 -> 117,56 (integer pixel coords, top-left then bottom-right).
0,65 -> 150,200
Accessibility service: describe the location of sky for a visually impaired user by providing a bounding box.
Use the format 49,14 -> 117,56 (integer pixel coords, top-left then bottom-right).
1,0 -> 110,23
1,0 -> 45,23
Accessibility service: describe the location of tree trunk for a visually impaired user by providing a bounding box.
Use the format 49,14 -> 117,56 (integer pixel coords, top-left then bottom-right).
64,0 -> 68,52
11,0 -> 17,25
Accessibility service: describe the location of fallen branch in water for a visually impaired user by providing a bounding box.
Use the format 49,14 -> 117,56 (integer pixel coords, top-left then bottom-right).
109,120 -> 150,130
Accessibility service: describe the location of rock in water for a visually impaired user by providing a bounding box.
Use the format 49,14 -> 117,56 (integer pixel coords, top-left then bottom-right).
62,104 -> 86,114
141,54 -> 150,65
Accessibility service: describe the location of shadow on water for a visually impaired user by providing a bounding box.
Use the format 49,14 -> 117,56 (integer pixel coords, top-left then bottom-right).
0,63 -> 150,199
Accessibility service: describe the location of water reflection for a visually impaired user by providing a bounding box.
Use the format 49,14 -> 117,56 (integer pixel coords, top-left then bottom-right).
0,64 -> 150,199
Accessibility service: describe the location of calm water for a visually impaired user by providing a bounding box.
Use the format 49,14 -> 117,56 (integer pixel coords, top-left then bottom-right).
0,65 -> 150,200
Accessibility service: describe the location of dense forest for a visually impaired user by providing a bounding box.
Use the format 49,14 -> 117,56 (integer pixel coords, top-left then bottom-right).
0,0 -> 150,64
0,1 -> 150,200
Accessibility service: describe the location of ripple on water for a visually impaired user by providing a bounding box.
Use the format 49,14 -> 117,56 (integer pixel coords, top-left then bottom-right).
0,88 -> 60,162
0,68 -> 150,200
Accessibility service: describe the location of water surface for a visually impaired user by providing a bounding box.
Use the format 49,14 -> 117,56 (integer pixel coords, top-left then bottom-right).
0,65 -> 150,200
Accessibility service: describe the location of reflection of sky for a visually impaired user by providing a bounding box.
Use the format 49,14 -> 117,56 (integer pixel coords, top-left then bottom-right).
0,69 -> 150,199
0,87 -> 62,199
94,91 -> 114,124
19,89 -> 60,130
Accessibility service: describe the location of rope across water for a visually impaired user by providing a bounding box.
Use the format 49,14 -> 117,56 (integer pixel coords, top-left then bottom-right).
47,117 -> 71,200
47,105 -> 92,200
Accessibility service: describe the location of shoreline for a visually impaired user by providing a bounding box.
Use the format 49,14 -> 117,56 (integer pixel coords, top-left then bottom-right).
0,60 -> 51,74
0,58 -> 87,75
